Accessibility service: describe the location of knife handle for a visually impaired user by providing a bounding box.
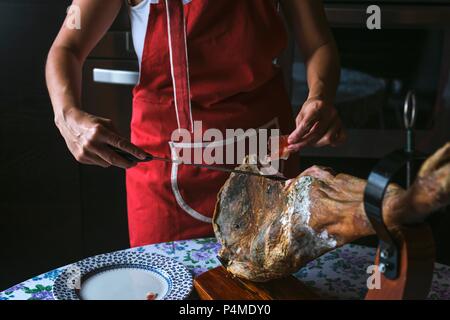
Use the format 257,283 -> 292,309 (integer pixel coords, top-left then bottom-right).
109,146 -> 153,162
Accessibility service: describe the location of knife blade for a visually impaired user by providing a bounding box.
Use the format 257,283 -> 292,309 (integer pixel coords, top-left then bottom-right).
111,147 -> 288,182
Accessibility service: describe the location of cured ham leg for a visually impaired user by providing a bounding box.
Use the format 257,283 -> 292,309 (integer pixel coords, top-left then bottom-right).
213,143 -> 450,282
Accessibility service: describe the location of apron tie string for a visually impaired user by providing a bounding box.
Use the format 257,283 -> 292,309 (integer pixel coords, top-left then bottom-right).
164,0 -> 194,132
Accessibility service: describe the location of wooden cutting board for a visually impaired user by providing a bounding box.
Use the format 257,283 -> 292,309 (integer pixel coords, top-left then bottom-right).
194,266 -> 320,300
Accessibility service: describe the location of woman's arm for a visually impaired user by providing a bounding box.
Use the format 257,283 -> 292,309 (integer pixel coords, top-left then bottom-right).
46,0 -> 147,168
281,0 -> 346,151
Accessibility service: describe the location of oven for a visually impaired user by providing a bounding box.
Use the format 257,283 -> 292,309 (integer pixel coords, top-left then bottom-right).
284,1 -> 450,158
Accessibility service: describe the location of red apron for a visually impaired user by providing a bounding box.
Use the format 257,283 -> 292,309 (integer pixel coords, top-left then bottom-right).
126,0 -> 299,247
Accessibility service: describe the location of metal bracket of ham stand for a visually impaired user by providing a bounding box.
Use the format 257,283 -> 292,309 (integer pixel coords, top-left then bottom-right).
364,149 -> 413,280
364,91 -> 435,300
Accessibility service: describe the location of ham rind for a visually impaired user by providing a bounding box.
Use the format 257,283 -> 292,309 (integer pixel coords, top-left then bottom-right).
213,143 -> 450,282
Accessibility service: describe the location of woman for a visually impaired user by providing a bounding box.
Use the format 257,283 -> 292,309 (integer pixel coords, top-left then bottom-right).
46,0 -> 345,246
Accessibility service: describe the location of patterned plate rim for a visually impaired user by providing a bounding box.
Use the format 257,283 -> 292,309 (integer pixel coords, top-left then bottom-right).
52,251 -> 193,300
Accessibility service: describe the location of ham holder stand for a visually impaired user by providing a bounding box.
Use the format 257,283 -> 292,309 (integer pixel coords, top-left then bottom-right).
194,91 -> 436,300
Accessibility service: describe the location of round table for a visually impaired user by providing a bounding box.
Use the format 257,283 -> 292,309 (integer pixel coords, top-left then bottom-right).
1,238 -> 450,300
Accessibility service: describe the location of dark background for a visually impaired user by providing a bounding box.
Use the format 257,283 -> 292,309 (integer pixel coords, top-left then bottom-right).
0,0 -> 130,290
1,0 -> 450,291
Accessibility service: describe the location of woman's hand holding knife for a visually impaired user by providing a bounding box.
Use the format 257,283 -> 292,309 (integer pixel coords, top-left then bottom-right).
46,0 -> 145,169
54,108 -> 148,169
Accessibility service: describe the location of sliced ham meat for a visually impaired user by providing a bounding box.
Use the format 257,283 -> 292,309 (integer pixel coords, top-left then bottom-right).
213,143 -> 450,282
268,135 -> 291,161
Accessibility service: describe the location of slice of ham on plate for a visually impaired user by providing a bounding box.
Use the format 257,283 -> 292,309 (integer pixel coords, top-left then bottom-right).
146,292 -> 158,300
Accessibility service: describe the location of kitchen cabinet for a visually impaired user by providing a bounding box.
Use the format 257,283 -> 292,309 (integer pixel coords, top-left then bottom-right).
0,0 -> 133,290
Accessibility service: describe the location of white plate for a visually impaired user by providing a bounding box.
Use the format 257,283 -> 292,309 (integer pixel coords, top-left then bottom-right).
53,251 -> 193,300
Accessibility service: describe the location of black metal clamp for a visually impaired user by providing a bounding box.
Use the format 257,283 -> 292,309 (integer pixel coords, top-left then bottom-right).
364,149 -> 415,279
363,91 -> 419,279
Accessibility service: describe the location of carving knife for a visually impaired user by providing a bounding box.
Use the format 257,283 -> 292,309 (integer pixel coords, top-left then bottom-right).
110,147 -> 288,181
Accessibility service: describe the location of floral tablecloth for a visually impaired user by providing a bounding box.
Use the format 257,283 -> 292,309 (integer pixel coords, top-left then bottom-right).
1,238 -> 450,300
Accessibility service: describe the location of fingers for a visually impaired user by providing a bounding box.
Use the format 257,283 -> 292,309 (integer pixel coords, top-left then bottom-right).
288,121 -> 321,152
101,128 -> 148,161
314,125 -> 337,148
60,111 -> 147,169
288,99 -> 347,151
91,126 -> 142,169
288,104 -> 321,145
76,120 -> 146,169
289,111 -> 336,151
74,148 -> 111,168
288,117 -> 317,145
315,118 -> 346,148
92,143 -> 137,169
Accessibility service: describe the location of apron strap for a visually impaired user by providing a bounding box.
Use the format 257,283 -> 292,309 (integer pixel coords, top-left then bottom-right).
164,0 -> 194,132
